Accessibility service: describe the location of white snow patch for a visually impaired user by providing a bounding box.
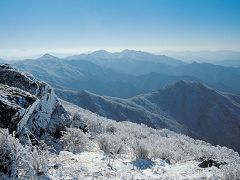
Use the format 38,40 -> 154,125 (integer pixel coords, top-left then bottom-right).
48,150 -> 223,180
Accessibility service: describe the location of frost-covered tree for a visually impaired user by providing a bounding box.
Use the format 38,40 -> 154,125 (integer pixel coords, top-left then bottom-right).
61,128 -> 90,153
0,128 -> 49,179
59,106 -> 240,178
97,133 -> 125,155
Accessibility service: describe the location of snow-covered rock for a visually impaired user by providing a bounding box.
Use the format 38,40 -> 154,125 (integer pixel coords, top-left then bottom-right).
0,64 -> 70,137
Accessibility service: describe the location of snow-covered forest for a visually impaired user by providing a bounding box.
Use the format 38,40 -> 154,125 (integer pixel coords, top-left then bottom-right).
1,99 -> 240,179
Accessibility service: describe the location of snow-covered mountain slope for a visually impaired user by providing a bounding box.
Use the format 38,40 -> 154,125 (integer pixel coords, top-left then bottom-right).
0,64 -> 69,137
46,100 -> 240,179
57,89 -> 199,138
48,150 -> 229,179
58,81 -> 240,153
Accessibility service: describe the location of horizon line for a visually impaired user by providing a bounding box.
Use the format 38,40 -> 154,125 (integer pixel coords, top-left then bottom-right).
1,48 -> 240,60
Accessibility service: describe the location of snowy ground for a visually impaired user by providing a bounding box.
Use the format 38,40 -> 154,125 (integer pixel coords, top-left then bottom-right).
48,150 -> 223,180
48,100 -> 232,180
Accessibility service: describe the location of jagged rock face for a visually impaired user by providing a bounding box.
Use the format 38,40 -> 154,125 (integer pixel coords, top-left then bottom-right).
0,64 -> 70,136
0,64 -> 38,95
0,84 -> 36,133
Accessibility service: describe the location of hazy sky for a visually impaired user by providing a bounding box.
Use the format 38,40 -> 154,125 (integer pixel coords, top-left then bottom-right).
0,0 -> 240,58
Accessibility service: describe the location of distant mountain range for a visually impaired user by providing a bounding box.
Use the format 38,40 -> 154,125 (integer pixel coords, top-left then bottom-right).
0,58 -> 6,63
66,50 -> 185,76
213,59 -> 240,67
9,50 -> 240,98
67,49 -> 185,67
68,51 -> 240,94
57,81 -> 240,153
13,54 -> 143,97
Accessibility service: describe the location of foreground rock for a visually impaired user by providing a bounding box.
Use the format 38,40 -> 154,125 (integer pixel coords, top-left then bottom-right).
0,64 -> 69,137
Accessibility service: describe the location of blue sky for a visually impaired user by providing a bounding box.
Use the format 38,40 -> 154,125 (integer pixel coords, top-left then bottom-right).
0,0 -> 240,58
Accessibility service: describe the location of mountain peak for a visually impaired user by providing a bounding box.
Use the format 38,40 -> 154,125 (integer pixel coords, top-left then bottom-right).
166,81 -> 212,93
91,50 -> 110,55
38,53 -> 59,59
89,50 -> 114,59
173,80 -> 201,87
121,49 -> 132,53
121,49 -> 146,54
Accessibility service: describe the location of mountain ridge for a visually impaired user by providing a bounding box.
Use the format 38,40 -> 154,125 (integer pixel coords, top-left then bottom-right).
12,55 -> 240,99
66,49 -> 186,66
57,81 -> 240,152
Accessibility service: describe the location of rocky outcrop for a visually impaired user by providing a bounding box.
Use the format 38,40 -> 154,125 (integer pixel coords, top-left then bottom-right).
0,84 -> 36,133
198,159 -> 226,169
0,64 -> 70,137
